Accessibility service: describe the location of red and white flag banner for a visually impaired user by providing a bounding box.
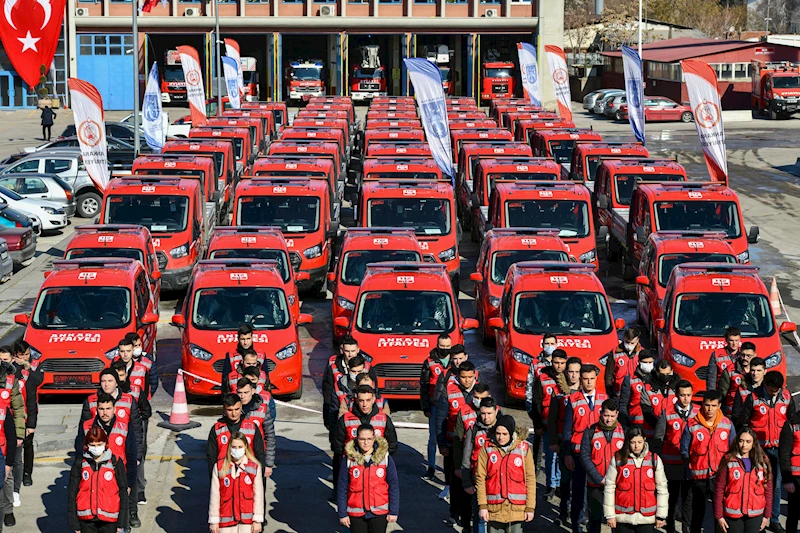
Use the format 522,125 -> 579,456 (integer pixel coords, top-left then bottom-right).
177,45 -> 207,126
681,59 -> 728,184
67,78 -> 110,191
545,45 -> 572,121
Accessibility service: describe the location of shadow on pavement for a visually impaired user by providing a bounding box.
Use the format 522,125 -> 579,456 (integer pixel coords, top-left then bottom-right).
154,431 -> 209,532
37,453 -> 71,532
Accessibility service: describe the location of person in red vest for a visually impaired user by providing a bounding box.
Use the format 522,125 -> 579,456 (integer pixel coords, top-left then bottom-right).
653,379 -> 698,533
68,425 -> 129,533
779,409 -> 800,533
337,424 -> 399,533
420,333 -> 452,479
476,414 -> 536,529
80,369 -> 143,459
323,336 -> 372,431
739,370 -> 794,532
705,326 -> 742,394
236,379 -> 275,480
462,396 -> 500,533
563,364 -> 608,533
731,356 -> 765,424
603,327 -> 642,398
721,342 -> 756,416
680,390 -> 735,533
452,382 -> 490,531
618,350 -> 655,432
339,373 -> 390,417
580,399 -> 624,533
603,426 -> 668,533
713,427 -> 773,533
640,360 -> 679,447
208,431 -> 264,533
549,356 -> 582,526
206,394 -> 266,480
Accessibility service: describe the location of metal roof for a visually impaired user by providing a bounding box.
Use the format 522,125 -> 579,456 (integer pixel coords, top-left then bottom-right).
601,37 -> 758,63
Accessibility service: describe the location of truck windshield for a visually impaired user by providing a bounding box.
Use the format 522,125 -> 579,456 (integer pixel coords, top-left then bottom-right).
66,248 -> 144,263
514,291 -> 612,335
657,253 -> 736,287
615,174 -> 684,205
341,250 -> 421,286
674,293 -> 774,337
291,68 -> 322,81
163,68 -> 184,82
491,250 -> 570,284
485,68 -> 513,78
208,249 -> 290,283
355,68 -> 384,79
356,290 -> 454,334
169,151 -> 224,178
654,201 -> 741,238
195,137 -> 242,160
367,198 -> 451,236
505,200 -> 590,238
237,196 -> 320,233
548,140 -> 576,164
32,287 -> 131,330
105,195 -> 189,233
773,76 -> 800,89
192,287 -> 290,330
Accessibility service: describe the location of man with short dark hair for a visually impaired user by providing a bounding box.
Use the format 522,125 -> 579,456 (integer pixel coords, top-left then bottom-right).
420,333 -> 452,479
323,336 -> 375,431
705,326 -> 742,393
580,399 -> 623,533
530,348 -> 569,499
731,355 -> 765,422
550,356 -> 582,526
206,394 -> 266,478
720,341 -> 755,415
618,350 -> 655,432
237,379 -> 275,479
462,396 -> 500,533
604,327 -> 642,398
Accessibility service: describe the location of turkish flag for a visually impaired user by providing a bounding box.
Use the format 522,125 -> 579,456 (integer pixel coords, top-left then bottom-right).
0,0 -> 67,89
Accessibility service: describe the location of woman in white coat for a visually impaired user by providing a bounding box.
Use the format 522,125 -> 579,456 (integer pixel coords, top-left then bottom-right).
209,432 -> 265,533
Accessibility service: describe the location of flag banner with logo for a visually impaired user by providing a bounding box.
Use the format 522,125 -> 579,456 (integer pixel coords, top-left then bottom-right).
177,45 -> 207,126
621,46 -> 646,145
517,42 -> 542,107
545,45 -> 572,121
67,78 -> 110,191
224,38 -> 244,99
143,62 -> 165,153
0,0 -> 67,88
222,56 -> 241,110
681,59 -> 727,184
139,0 -> 158,13
404,58 -> 454,182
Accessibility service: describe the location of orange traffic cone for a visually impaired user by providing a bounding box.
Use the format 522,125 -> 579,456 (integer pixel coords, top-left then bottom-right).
158,371 -> 201,431
770,277 -> 781,317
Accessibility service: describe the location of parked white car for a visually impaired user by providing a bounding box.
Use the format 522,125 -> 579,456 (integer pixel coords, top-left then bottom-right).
119,112 -> 186,138
0,186 -> 66,234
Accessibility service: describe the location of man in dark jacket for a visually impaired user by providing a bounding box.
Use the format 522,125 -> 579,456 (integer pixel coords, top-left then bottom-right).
419,333 -> 452,479
238,378 -> 276,476
206,394 -> 267,478
8,342 -> 42,488
580,399 -> 623,533
80,369 -> 144,459
40,106 -> 56,141
322,336 -> 375,431
618,350 -> 655,428
332,386 -> 398,459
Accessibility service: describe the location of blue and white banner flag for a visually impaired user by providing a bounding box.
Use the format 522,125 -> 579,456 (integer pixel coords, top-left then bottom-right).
142,62 -> 165,153
621,46 -> 645,145
222,56 -> 241,110
517,42 -> 542,107
404,58 -> 455,182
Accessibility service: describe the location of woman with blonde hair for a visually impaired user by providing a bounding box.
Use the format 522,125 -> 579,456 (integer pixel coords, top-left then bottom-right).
209,431 -> 264,533
713,427 -> 773,533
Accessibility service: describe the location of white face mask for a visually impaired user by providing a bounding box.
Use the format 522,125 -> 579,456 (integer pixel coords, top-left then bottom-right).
624,342 -> 637,353
230,448 -> 245,460
133,347 -> 143,357
349,372 -> 358,381
88,445 -> 105,457
640,362 -> 654,374
543,345 -> 556,356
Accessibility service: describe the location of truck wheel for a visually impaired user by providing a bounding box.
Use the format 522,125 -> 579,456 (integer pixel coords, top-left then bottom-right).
77,192 -> 102,218
284,381 -> 303,401
680,111 -> 693,123
312,277 -> 328,299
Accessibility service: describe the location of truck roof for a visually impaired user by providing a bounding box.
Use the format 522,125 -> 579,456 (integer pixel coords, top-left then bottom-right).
599,158 -> 685,174
45,258 -> 142,287
192,259 -> 285,288
483,228 -> 570,252
479,157 -> 561,173
69,225 -> 152,250
460,142 -> 532,155
483,62 -> 514,68
534,129 -> 604,141
573,142 -> 649,156
494,180 -> 591,200
252,157 -> 333,172
507,261 -> 603,292
635,181 -> 736,200
107,176 -> 201,195
363,157 -> 439,172
341,228 -> 420,250
649,231 -> 736,256
362,179 -> 453,197
208,226 -> 289,250
362,262 -> 452,289
670,263 -> 764,294
236,176 -> 330,196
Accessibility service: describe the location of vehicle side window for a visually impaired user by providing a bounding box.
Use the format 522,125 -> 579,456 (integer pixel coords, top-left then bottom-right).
663,287 -> 674,325
501,288 -> 512,321
20,177 -> 48,194
135,274 -> 149,318
0,178 -> 19,192
10,160 -> 40,173
44,159 -> 72,174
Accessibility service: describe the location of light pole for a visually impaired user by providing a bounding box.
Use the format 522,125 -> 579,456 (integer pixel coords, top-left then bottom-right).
132,0 -> 140,155
215,0 -> 222,116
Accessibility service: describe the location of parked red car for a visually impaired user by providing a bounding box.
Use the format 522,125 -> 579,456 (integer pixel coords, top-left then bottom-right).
617,97 -> 694,123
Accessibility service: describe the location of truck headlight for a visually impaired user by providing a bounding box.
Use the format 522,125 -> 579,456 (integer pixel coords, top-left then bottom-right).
170,244 -> 189,258
438,247 -> 457,262
671,349 -> 696,368
579,249 -> 597,263
189,344 -> 214,361
275,342 -> 298,360
288,295 -> 296,306
104,348 -> 119,361
337,297 -> 355,311
29,346 -> 42,361
512,348 -> 533,365
303,245 -> 322,259
764,350 -> 783,369
489,296 -> 501,309
736,250 -> 749,263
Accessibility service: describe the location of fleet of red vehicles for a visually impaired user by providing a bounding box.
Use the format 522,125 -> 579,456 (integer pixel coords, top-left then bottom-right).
14,88 -> 790,407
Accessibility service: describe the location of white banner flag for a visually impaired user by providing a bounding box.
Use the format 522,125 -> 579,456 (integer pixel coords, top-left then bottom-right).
222,56 -> 241,110
517,42 -> 542,107
621,46 -> 646,145
67,78 -> 110,191
224,38 -> 244,100
143,62 -> 165,152
681,59 -> 728,183
177,45 -> 207,126
545,45 -> 572,121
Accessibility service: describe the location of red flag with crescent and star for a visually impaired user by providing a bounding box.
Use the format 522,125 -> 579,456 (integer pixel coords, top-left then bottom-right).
0,0 -> 67,88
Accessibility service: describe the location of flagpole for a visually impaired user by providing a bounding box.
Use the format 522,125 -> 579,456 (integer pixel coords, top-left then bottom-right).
215,0 -> 222,116
132,0 -> 140,156
638,0 -> 642,56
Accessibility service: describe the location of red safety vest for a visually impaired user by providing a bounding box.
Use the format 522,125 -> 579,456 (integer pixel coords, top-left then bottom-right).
722,458 -> 767,519
788,423 -> 800,477
749,389 -> 791,448
724,372 -> 745,411
346,454 -> 390,517
555,394 -> 570,436
529,354 -> 548,382
687,415 -> 733,479
82,418 -> 130,465
425,357 -> 447,400
111,357 -> 150,400
485,440 -> 529,506
610,346 -> 640,396
217,459 -> 259,527
614,452 -> 658,517
587,425 -> 625,488
627,375 -> 647,425
214,420 -> 257,460
332,357 -> 373,407
76,456 -> 121,523
444,376 -> 469,441
137,355 -> 154,401
343,411 -> 387,448
87,392 -> 134,424
538,373 -> 559,422
228,367 -> 269,395
0,387 -> 11,456
470,427 -> 490,474
568,390 -> 608,453
459,403 -> 478,435
244,402 -> 269,441
711,348 -> 738,389
661,400 -> 699,465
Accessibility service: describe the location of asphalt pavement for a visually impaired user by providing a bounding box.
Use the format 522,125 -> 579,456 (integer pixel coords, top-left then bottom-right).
0,104 -> 798,532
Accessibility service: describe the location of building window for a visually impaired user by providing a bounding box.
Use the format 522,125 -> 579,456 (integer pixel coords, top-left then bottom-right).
446,0 -> 467,4
283,0 -> 302,3
379,0 -> 401,4
414,0 -> 435,4
481,0 -> 501,4
709,62 -> 751,81
646,61 -> 681,82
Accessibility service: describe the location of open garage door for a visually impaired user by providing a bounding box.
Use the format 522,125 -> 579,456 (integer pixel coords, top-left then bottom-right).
146,33 -> 207,106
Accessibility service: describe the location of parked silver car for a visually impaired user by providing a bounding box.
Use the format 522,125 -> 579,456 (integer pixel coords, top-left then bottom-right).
0,238 -> 12,283
593,92 -> 620,115
583,89 -> 623,112
603,94 -> 628,118
0,173 -> 76,217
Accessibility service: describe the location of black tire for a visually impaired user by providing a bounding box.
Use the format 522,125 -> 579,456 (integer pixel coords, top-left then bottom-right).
615,111 -> 624,121
77,192 -> 102,218
312,277 -> 328,299
680,111 -> 693,123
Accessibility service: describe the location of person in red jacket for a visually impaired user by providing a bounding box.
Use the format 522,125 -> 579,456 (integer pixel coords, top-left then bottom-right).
68,425 -> 129,533
580,399 -> 624,533
705,326 -> 742,394
208,431 -> 264,533
603,327 -> 642,398
713,427 -> 773,533
779,410 -> 800,533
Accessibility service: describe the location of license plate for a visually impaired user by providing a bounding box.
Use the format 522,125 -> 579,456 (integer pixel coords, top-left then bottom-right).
53,374 -> 93,386
382,379 -> 420,392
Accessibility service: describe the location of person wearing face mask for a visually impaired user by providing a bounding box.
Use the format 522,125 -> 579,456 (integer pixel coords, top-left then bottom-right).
618,351 -> 655,434
549,356 -> 582,526
581,400 -> 625,533
706,326 -> 742,394
420,334 -> 453,480
208,432 -> 264,533
236,379 -> 275,482
640,360 -> 679,450
604,328 -> 643,398
68,425 -> 129,533
207,395 -> 266,480
525,334 -> 558,414
123,333 -> 158,398
463,397 -> 501,533
531,349 -> 570,500
323,337 -> 374,432
453,383 -> 491,532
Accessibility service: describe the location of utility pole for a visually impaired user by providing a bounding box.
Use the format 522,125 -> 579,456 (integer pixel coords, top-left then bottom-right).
132,0 -> 140,155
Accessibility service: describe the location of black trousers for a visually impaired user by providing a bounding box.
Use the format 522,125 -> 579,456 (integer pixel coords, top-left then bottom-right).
615,524 -> 655,533
42,126 -> 51,141
683,478 -> 713,533
587,485 -> 604,533
449,453 -> 471,527
725,516 -> 765,533
349,515 -> 388,533
666,479 -> 692,533
78,519 -> 119,533
23,433 -> 33,477
788,480 -> 800,533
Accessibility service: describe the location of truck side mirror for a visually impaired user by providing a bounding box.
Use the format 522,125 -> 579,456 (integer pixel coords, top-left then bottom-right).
747,226 -> 760,244
635,225 -> 647,244
597,226 -> 608,241
597,193 -> 608,210
470,193 -> 480,210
